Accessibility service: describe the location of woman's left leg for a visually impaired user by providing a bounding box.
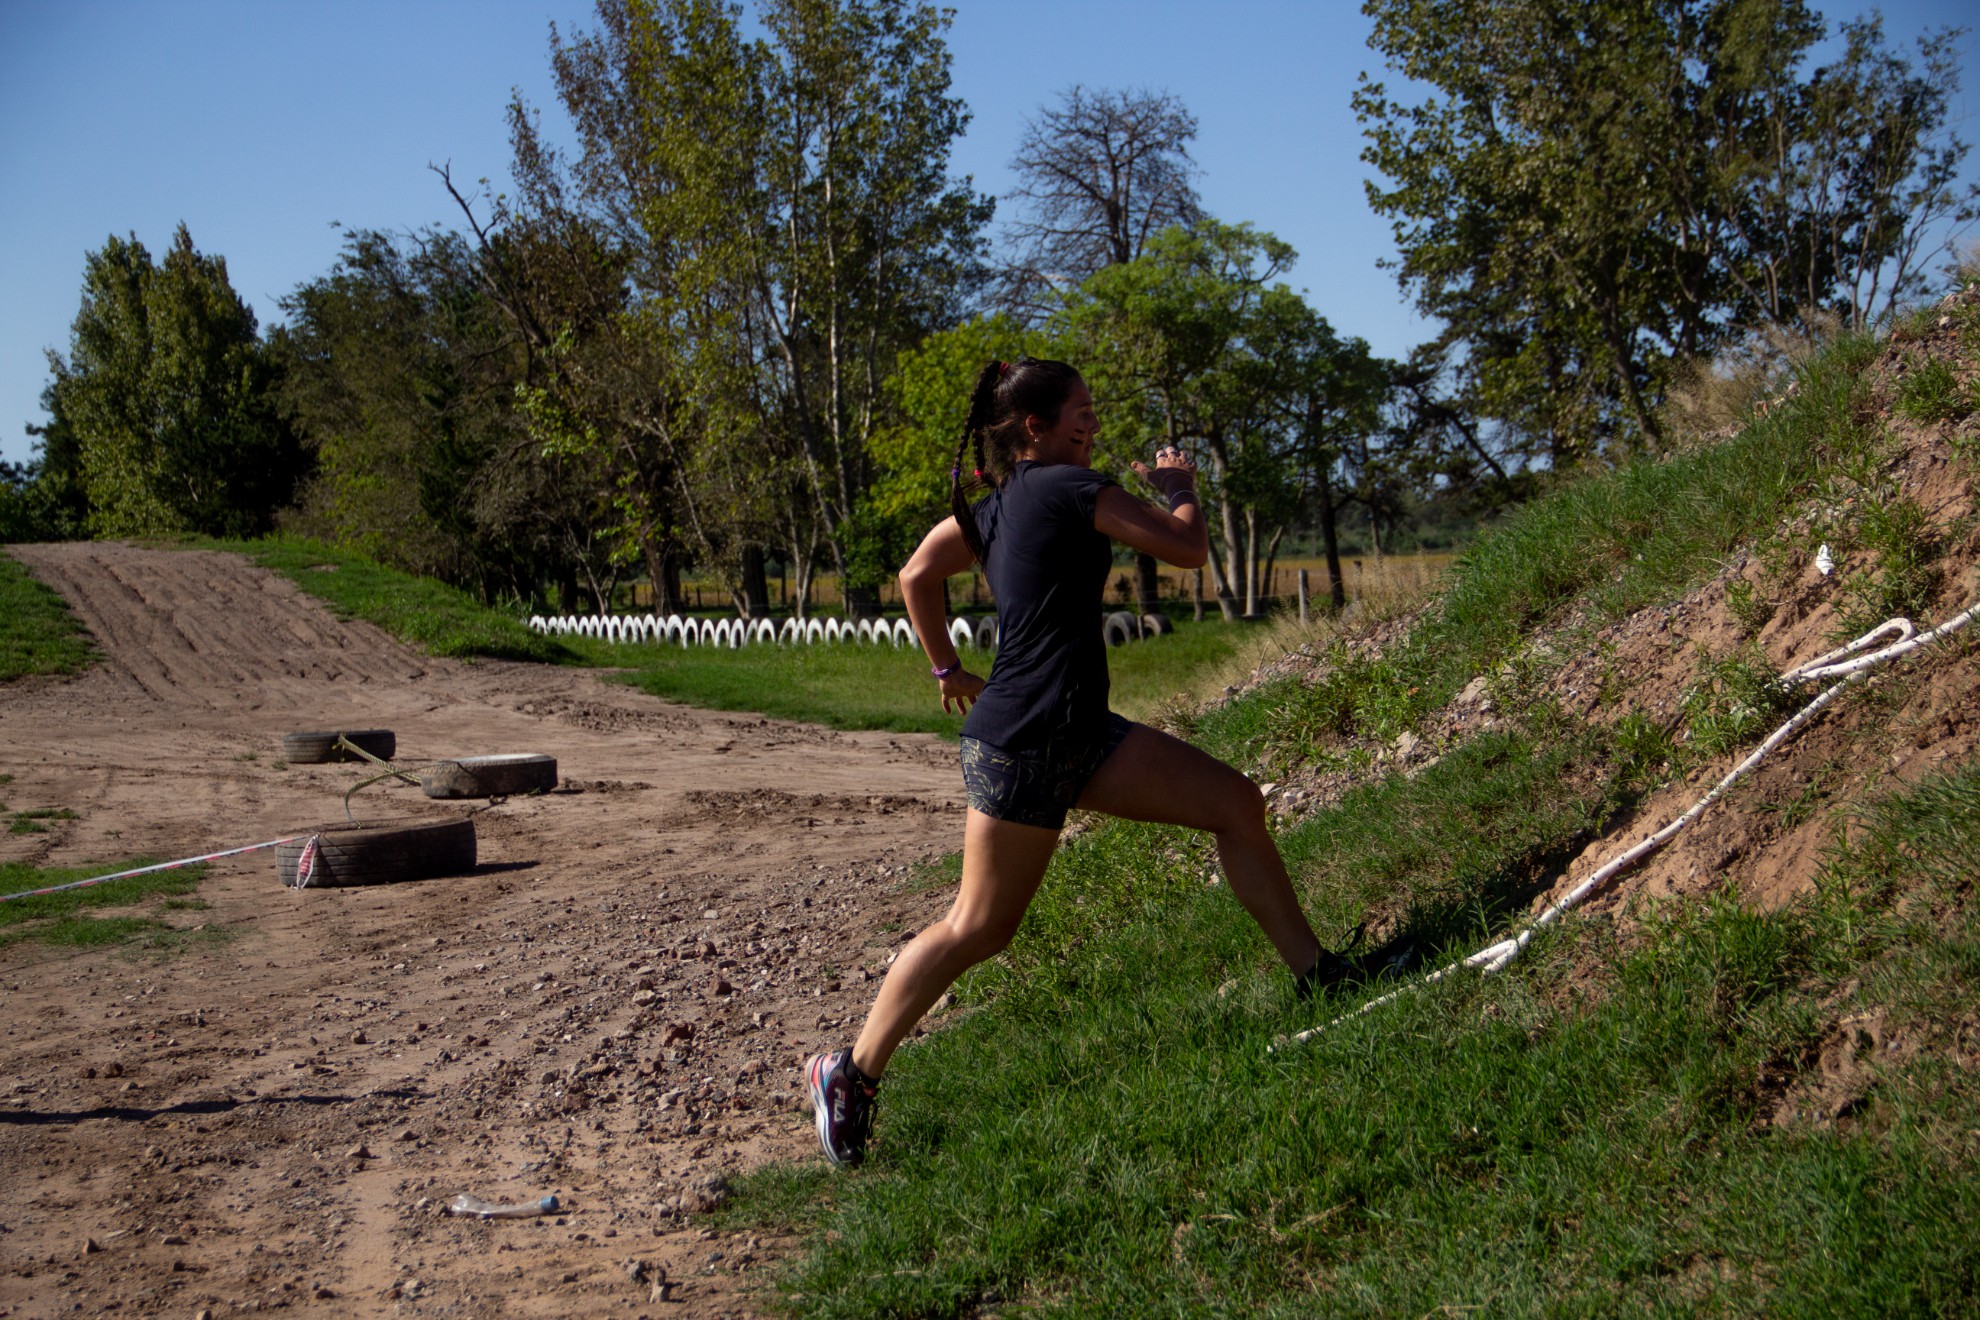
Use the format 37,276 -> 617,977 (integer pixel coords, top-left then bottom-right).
1075,723 -> 1323,974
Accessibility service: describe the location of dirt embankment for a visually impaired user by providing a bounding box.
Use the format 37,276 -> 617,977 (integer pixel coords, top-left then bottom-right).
1255,296 -> 1980,931
0,542 -> 965,1318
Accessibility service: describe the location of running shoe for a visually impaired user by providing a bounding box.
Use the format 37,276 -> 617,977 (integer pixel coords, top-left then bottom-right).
804,1049 -> 877,1167
1294,947 -> 1361,1000
1295,924 -> 1421,999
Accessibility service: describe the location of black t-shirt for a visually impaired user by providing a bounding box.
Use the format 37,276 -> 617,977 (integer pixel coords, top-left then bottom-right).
959,460 -> 1119,752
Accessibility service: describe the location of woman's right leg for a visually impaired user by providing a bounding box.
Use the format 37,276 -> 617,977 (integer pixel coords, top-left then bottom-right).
850,808 -> 1060,1078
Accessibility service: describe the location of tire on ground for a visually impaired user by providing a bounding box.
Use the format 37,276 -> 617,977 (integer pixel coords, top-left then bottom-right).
1140,612 -> 1174,636
420,753 -> 558,799
280,729 -> 397,764
1102,611 -> 1138,647
276,816 -> 476,888
973,615 -> 998,649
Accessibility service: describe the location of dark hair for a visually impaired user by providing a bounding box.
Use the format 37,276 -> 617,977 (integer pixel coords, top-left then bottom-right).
949,357 -> 1084,563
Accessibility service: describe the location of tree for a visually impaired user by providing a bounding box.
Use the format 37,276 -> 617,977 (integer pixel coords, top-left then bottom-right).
1278,322 -> 1391,611
10,391 -> 88,542
275,227 -> 605,608
488,0 -> 989,618
1002,85 -> 1203,610
41,226 -> 300,537
1356,0 -> 1976,465
1069,221 -> 1346,619
1001,86 -> 1203,309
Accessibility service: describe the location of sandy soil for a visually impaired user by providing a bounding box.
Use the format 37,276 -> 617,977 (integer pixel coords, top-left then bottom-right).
0,542 -> 966,1318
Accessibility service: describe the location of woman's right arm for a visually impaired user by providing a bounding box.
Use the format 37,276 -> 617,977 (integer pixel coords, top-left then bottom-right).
899,516 -> 987,714
1094,450 -> 1209,568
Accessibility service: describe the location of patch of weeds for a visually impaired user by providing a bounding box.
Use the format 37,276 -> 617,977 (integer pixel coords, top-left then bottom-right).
0,915 -> 228,952
1195,643 -> 1417,777
0,858 -> 209,951
8,807 -> 79,835
197,535 -> 573,664
1613,706 -> 1679,785
271,760 -> 288,771
1896,358 -> 1971,425
1681,646 -> 1799,759
161,898 -> 210,911
1482,641 -> 1561,725
1725,577 -> 1775,635
711,1162 -> 836,1234
1841,495 -> 1942,632
763,750 -> 1980,1316
899,852 -> 962,895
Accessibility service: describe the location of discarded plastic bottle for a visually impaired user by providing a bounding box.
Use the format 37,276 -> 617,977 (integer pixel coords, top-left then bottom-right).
446,1193 -> 558,1220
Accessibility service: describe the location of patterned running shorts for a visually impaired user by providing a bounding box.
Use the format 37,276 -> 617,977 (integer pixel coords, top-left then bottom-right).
959,713 -> 1134,831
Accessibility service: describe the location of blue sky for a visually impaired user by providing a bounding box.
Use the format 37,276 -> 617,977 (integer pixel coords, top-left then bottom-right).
1,0 -> 1972,468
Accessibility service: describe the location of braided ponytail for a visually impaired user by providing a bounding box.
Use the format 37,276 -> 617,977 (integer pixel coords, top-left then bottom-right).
947,357 -> 1085,565
949,360 -> 1005,564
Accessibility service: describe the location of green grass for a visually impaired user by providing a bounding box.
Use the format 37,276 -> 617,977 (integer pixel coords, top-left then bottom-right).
733,751 -> 1980,1317
197,534 -> 574,663
1895,357 -> 1973,425
0,547 -> 94,681
0,858 -> 214,950
608,618 -> 1244,737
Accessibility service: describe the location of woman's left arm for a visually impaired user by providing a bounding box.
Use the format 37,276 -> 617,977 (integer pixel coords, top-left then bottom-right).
900,516 -> 988,713
1094,451 -> 1209,568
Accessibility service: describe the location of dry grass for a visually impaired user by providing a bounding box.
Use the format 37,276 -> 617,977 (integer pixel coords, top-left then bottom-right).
1661,314 -> 1842,449
1195,552 -> 1454,703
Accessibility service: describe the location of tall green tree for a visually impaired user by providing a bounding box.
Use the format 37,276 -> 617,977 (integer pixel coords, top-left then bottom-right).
492,0 -> 989,617
1356,0 -> 1976,465
999,85 -> 1204,612
42,226 -> 300,537
1069,221 -> 1374,619
276,227 -> 603,608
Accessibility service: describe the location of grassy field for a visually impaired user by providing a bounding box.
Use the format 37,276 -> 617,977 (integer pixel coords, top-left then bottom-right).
708,329 -> 1980,1313
0,858 -> 215,951
0,547 -> 94,682
599,616 -> 1245,735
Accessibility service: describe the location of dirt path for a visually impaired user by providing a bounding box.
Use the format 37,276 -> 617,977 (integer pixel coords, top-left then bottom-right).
0,542 -> 965,1318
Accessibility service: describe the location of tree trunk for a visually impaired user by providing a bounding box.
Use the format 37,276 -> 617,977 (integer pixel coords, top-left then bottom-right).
1317,460 -> 1347,610
1243,509 -> 1261,618
843,584 -> 881,619
1205,537 -> 1239,621
659,550 -> 686,616
1261,525 -> 1284,614
1134,552 -> 1161,616
739,544 -> 771,619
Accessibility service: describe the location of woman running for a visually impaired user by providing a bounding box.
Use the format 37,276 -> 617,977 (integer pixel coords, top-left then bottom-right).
806,357 -> 1357,1166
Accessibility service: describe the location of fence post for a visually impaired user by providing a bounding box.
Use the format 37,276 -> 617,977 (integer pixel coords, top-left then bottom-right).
1298,569 -> 1309,626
